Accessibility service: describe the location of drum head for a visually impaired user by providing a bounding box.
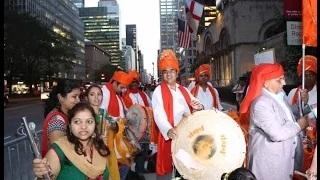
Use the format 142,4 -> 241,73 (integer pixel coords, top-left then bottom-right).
126,104 -> 148,141
172,110 -> 246,180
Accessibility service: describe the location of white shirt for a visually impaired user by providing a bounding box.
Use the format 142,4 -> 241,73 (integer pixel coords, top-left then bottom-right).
195,84 -> 223,110
128,91 -> 152,107
287,85 -> 317,106
152,83 -> 195,140
100,84 -> 125,119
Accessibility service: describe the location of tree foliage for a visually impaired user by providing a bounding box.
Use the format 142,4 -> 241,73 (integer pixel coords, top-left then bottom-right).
4,10 -> 77,93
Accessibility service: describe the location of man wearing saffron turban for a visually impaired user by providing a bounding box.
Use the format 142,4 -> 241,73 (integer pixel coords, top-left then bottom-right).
151,49 -> 203,179
240,63 -> 309,180
190,64 -> 223,110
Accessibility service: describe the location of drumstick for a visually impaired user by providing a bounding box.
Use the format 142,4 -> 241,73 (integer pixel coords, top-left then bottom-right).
294,170 -> 308,178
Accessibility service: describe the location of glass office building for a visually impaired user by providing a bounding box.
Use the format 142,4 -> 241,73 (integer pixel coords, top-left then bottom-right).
79,1 -> 121,67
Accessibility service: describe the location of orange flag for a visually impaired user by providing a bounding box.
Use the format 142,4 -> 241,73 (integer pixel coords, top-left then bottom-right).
302,0 -> 317,47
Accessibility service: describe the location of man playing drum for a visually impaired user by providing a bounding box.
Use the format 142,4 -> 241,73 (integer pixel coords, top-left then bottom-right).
100,70 -> 133,180
151,49 -> 204,180
122,70 -> 155,174
190,64 -> 224,111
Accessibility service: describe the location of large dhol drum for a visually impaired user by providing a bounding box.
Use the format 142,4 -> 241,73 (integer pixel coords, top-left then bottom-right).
172,110 -> 246,180
126,104 -> 155,143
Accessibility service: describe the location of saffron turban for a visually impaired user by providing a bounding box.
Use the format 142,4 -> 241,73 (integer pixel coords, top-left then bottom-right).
158,49 -> 179,72
195,64 -> 211,81
111,71 -> 132,86
128,70 -> 140,82
297,55 -> 317,76
239,63 -> 284,114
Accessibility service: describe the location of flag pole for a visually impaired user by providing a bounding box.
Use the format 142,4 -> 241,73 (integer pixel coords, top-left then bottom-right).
302,44 -> 305,89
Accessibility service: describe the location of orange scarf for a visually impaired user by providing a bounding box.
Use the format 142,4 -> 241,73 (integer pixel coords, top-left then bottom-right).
191,84 -> 218,108
106,83 -> 120,117
156,82 -> 192,175
122,90 -> 150,108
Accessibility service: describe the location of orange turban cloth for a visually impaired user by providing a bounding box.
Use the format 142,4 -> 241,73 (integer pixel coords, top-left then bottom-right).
158,49 -> 179,72
195,64 -> 211,81
297,55 -> 317,76
111,71 -> 132,86
239,63 -> 284,114
128,70 -> 140,82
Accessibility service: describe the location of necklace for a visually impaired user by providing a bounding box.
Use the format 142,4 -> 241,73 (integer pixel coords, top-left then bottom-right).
84,144 -> 94,164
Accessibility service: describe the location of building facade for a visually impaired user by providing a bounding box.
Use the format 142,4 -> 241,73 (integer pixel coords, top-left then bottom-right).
98,0 -> 121,67
5,0 -> 86,93
159,0 -> 179,51
85,40 -> 111,81
198,0 -> 287,86
126,24 -> 137,53
79,0 -> 121,67
122,45 -> 136,71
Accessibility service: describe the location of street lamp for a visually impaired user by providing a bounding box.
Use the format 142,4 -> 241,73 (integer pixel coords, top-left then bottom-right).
152,62 -> 155,78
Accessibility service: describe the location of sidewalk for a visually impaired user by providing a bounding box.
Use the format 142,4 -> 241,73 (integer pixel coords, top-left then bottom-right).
9,96 -> 41,103
221,101 -> 237,110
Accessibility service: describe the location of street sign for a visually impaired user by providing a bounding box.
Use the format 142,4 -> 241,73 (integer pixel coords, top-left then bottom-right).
254,48 -> 275,65
286,21 -> 302,45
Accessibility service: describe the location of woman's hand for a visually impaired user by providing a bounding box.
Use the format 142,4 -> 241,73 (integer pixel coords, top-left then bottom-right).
32,158 -> 51,178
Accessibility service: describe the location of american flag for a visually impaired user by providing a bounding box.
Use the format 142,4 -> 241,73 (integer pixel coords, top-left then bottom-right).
178,18 -> 191,48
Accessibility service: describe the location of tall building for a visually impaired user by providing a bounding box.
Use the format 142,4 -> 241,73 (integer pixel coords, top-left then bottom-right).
126,24 -> 138,70
71,0 -> 84,8
79,0 -> 121,67
85,40 -> 111,81
122,45 -> 136,71
98,0 -> 121,67
159,0 -> 179,51
126,24 -> 137,53
5,0 -> 86,80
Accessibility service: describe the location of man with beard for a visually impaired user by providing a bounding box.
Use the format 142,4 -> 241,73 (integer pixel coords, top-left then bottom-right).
190,64 -> 223,111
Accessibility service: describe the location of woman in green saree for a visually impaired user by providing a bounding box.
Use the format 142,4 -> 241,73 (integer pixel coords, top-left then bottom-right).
33,103 -> 110,179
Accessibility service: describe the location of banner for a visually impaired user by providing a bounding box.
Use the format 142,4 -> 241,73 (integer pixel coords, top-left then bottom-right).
283,0 -> 302,20
302,0 -> 317,47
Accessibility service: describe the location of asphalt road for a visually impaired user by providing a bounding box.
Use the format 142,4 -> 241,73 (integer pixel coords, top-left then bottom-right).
4,100 -> 45,139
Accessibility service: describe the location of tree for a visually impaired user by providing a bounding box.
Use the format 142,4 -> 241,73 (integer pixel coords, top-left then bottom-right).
4,10 -> 77,94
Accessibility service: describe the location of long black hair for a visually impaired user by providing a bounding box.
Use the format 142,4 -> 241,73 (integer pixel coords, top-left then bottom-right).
66,102 -> 110,157
44,79 -> 81,117
221,167 -> 256,180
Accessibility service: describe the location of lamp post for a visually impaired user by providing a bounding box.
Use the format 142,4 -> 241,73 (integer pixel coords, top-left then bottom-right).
152,62 -> 155,78
210,57 -> 214,81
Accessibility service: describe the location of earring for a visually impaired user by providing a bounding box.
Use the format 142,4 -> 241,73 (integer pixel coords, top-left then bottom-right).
91,133 -> 96,138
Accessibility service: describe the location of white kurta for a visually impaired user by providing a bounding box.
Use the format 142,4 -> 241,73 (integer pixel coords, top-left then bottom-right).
287,85 -> 317,106
287,85 -> 317,119
100,84 -> 125,119
128,91 -> 152,107
195,84 -> 223,110
152,83 -> 195,140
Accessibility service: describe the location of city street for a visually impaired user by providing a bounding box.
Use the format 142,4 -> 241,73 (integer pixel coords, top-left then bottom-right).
4,99 -> 45,139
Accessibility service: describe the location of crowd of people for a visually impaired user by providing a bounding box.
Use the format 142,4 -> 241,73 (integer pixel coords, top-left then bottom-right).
32,49 -> 317,180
